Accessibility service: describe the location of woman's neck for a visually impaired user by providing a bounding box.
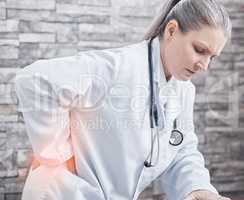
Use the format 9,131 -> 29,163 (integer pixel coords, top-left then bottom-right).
159,38 -> 172,82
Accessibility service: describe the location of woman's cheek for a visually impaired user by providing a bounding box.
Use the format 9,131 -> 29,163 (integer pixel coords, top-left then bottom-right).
183,53 -> 196,69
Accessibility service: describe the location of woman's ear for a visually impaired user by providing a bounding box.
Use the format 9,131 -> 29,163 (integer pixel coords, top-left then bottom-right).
164,19 -> 179,41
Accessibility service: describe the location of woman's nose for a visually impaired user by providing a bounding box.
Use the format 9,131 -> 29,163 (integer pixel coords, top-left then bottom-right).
196,57 -> 210,71
203,57 -> 211,70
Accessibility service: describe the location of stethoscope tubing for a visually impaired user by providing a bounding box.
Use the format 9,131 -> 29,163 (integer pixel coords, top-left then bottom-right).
144,37 -> 184,168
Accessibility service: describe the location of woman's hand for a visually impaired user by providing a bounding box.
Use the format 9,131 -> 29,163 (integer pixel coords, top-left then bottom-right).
65,156 -> 77,175
184,190 -> 231,200
31,156 -> 77,175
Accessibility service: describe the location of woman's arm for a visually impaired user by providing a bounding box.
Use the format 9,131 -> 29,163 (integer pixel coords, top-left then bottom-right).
15,57 -> 92,169
158,83 -> 218,200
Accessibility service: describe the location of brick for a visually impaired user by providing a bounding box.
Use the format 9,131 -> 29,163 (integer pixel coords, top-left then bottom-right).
5,193 -> 22,200
0,20 -> 19,32
117,16 -> 153,31
236,61 -> 244,69
0,39 -> 19,46
7,9 -> 52,21
0,84 -> 17,104
18,168 -> 28,178
19,43 -> 40,59
230,11 -> 244,21
0,8 -> 6,20
5,122 -> 26,134
0,123 -> 6,132
0,132 -> 6,150
6,0 -> 55,10
238,111 -> 244,128
6,123 -> 31,149
229,142 -> 243,160
205,72 -> 239,92
0,32 -> 18,39
78,40 -> 123,50
8,9 -> 110,24
79,32 -> 128,42
17,149 -> 32,168
39,43 -> 77,58
19,20 -> 56,33
0,2 -> 6,20
232,18 -> 244,28
74,15 -> 110,24
77,24 -> 128,42
0,46 -> 18,59
195,93 -> 232,104
0,59 -> 35,68
205,153 -> 229,164
0,188 -> 4,200
0,68 -> 20,83
56,0 -> 78,3
78,0 -> 111,7
19,33 -> 55,43
56,24 -> 79,43
0,105 -> 17,115
119,6 -> 155,17
56,4 -> 109,15
216,181 -> 244,194
0,115 -> 18,122
206,110 -> 239,127
78,23 -> 112,33
232,28 -> 244,40
231,38 -> 244,46
209,59 -> 232,70
4,182 -> 23,193
0,149 -> 18,178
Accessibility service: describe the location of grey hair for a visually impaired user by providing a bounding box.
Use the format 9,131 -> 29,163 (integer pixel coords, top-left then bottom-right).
143,0 -> 232,40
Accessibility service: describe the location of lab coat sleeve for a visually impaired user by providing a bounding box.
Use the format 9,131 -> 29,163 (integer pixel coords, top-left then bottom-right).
159,82 -> 218,200
14,56 -> 108,167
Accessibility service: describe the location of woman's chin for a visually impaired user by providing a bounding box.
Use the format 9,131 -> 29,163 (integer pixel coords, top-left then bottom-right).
175,74 -> 192,81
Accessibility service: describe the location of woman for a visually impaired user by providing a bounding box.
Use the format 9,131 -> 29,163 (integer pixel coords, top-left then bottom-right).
14,0 -> 232,199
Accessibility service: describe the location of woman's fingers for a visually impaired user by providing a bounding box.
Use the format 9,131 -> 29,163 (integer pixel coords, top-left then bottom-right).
218,196 -> 231,200
65,156 -> 77,175
31,158 -> 40,170
183,190 -> 232,200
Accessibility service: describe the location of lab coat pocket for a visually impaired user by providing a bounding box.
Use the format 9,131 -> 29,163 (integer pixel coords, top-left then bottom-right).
49,167 -> 105,200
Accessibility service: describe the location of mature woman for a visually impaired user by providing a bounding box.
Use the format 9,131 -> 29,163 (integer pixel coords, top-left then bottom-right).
15,0 -> 232,199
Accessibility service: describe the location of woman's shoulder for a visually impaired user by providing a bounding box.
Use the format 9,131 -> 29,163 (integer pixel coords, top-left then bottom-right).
175,79 -> 196,103
178,79 -> 195,92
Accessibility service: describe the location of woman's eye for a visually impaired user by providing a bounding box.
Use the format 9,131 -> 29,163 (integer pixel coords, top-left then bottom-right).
194,47 -> 205,54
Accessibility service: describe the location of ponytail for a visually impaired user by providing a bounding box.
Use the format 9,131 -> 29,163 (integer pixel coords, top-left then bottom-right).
142,0 -> 182,40
142,0 -> 232,41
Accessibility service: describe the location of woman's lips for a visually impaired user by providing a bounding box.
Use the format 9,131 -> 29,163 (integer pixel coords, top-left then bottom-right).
186,68 -> 195,74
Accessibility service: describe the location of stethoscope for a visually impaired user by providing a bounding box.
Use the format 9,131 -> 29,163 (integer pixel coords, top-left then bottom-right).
144,37 -> 184,168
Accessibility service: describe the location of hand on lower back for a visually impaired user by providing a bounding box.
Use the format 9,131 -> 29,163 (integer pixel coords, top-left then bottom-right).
31,156 -> 77,175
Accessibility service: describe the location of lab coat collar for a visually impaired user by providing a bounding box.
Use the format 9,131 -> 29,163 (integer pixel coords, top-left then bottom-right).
151,36 -> 176,89
150,36 -> 182,120
150,36 -> 179,95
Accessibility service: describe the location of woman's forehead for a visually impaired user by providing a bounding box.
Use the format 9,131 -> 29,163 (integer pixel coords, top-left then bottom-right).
186,26 -> 227,54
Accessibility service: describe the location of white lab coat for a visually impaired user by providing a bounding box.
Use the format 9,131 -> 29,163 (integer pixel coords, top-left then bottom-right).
14,36 -> 218,200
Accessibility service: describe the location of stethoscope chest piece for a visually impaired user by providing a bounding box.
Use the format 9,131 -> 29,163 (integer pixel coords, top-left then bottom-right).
169,129 -> 183,146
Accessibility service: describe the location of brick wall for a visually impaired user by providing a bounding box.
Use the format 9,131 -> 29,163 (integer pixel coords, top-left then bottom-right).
0,0 -> 243,199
